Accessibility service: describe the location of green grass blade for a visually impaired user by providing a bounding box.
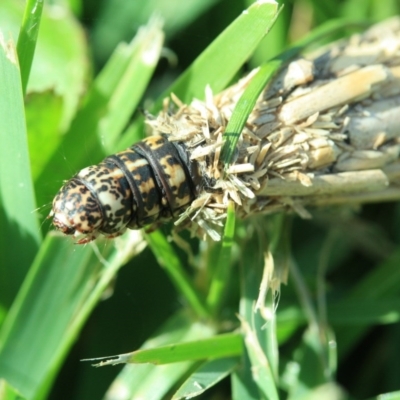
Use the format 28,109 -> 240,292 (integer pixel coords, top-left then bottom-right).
288,253 -> 339,395
16,0 -> 43,94
108,362 -> 196,400
0,230 -> 145,400
232,226 -> 280,400
104,311 -> 215,400
98,16 -> 164,152
0,34 -> 41,308
173,357 -> 239,399
93,332 -> 242,365
241,318 -> 279,400
206,201 -> 236,314
145,230 -> 210,319
285,327 -> 331,398
248,1 -> 291,67
232,342 -> 264,400
221,59 -> 282,167
0,234 -> 101,398
241,236 -> 280,399
262,291 -> 280,383
154,0 -> 280,107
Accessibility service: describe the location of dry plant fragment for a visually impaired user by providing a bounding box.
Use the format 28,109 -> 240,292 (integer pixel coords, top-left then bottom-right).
148,17 -> 400,239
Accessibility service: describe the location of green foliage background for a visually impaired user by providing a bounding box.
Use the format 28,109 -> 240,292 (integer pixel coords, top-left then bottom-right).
1,0 -> 400,399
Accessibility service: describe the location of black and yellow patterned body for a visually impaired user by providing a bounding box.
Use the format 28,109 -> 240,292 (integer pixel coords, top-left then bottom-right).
50,135 -> 200,243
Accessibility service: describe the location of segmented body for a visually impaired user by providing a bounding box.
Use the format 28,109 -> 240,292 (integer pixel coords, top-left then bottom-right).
50,135 -> 200,243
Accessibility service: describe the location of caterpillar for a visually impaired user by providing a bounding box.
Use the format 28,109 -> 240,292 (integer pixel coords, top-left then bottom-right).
50,135 -> 201,244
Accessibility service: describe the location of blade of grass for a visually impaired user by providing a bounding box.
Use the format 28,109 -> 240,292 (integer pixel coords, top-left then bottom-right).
247,0 -> 291,66
286,327 -> 333,399
288,258 -> 336,395
172,357 -> 239,400
232,353 -> 261,400
0,34 -> 41,308
232,231 -> 264,400
0,230 -> 146,400
88,333 -> 243,365
99,16 -> 164,152
235,226 -> 280,400
206,201 -> 236,314
220,59 -> 282,168
241,317 -> 279,400
153,0 -> 280,108
145,230 -> 209,319
16,0 -> 43,94
104,310 -> 215,400
0,234 -> 104,399
257,289 -> 280,383
108,362 -> 197,400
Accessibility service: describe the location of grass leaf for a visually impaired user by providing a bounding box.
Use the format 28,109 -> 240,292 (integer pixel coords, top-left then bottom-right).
0,231 -> 146,399
154,0 -> 280,107
93,332 -> 242,365
207,201 -> 236,314
173,357 -> 239,399
16,0 -> 43,94
0,34 -> 41,308
104,311 -> 215,399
